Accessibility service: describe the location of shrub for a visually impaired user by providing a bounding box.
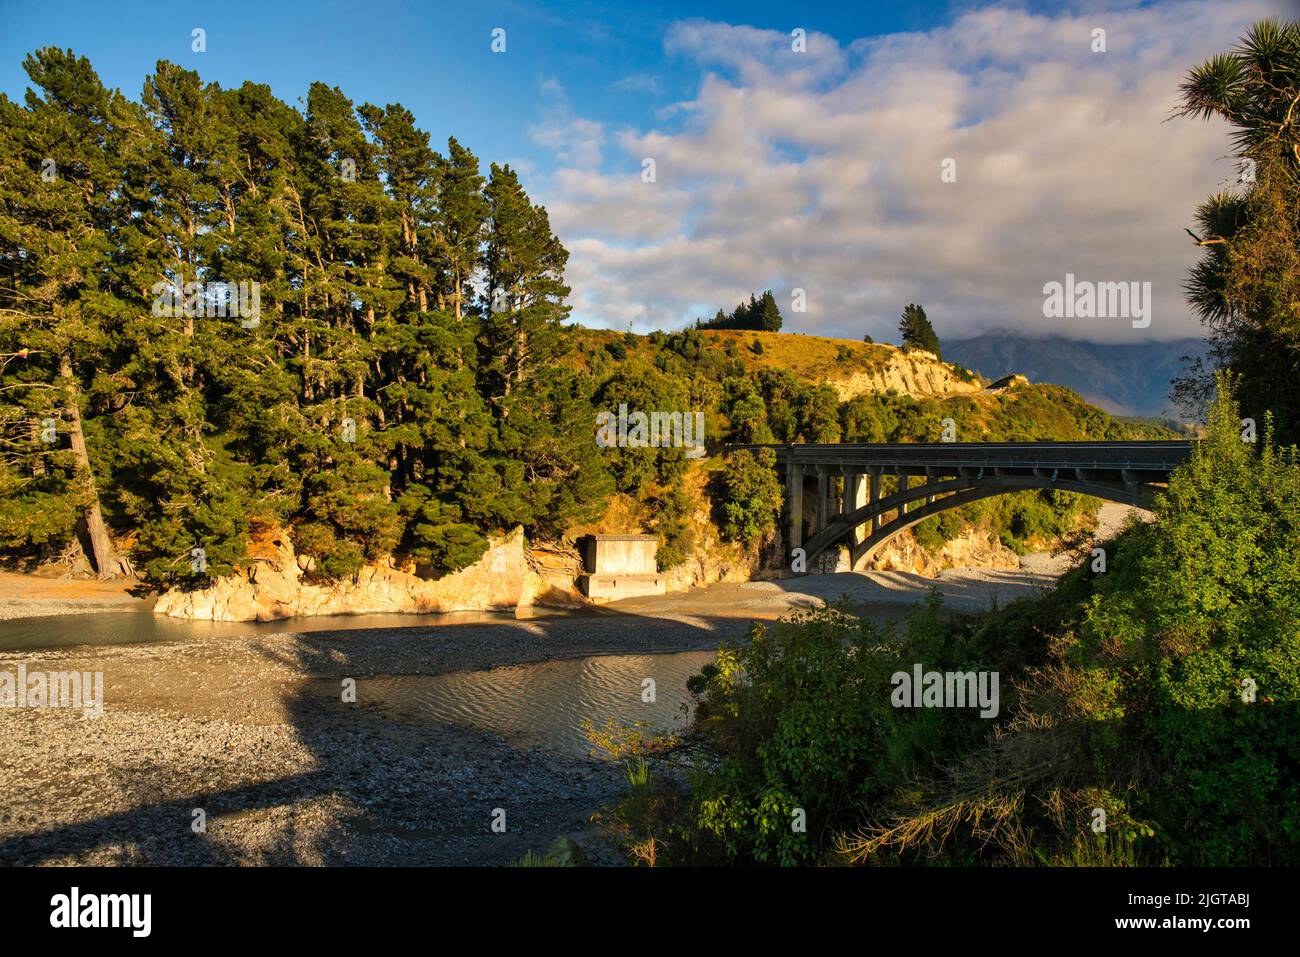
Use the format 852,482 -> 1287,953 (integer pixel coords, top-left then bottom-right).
715,448 -> 783,545
650,487 -> 696,570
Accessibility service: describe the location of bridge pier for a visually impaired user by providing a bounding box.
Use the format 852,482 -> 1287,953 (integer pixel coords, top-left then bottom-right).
843,473 -> 866,540
785,460 -> 804,555
870,470 -> 882,533
816,466 -> 831,534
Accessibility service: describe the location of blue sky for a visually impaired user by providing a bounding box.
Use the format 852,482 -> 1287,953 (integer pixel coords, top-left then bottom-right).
0,0 -> 1290,341
1,0 -> 949,176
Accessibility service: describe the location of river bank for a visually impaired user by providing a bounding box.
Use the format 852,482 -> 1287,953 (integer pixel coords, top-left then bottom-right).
0,607 -> 749,866
0,571 -> 1017,867
0,506 -> 1143,866
0,571 -> 153,621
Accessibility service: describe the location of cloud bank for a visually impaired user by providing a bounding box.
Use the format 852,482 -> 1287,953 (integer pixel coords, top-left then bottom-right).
534,0 -> 1282,343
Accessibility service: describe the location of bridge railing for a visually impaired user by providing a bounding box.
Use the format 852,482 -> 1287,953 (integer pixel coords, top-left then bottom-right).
724,440 -> 1195,472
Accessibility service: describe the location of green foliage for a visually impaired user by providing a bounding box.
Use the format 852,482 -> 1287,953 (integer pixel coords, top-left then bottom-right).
620,376 -> 1300,867
649,487 -> 695,571
898,303 -> 941,358
1173,18 -> 1300,444
398,491 -> 490,571
594,362 -> 692,494
913,511 -> 962,551
1065,377 -> 1300,864
697,290 -> 783,331
715,448 -> 783,545
292,521 -> 364,581
0,49 -> 607,585
638,595 -> 992,865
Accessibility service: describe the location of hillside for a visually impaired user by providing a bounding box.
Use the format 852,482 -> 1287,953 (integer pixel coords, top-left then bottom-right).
576,327 -> 983,402
559,325 -> 1175,583
574,325 -> 1170,443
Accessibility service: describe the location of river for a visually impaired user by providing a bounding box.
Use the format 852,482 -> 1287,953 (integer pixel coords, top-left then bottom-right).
0,509 -> 1141,864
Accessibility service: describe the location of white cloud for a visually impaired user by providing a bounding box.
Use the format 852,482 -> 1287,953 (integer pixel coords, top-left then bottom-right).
611,73 -> 661,93
530,79 -> 606,170
535,0 -> 1285,342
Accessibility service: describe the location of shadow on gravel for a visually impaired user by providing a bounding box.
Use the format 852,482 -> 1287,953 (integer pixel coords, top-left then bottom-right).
0,609 -> 746,866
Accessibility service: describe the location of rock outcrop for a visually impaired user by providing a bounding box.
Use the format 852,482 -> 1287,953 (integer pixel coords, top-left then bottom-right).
155,527 -> 559,622
866,528 -> 1020,576
802,527 -> 1020,577
827,350 -> 982,401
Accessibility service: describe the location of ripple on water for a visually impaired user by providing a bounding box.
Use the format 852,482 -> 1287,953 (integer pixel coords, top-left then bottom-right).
336,650 -> 718,758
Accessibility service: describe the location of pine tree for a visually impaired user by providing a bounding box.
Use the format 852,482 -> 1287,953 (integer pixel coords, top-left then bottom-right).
0,48 -> 615,585
437,138 -> 488,324
479,163 -> 570,402
0,49 -> 134,576
898,303 -> 941,358
756,290 -> 783,331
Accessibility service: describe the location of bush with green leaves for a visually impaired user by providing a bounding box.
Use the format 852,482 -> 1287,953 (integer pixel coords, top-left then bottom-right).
1062,381 -> 1300,864
649,487 -> 696,571
624,593 -> 997,865
715,448 -> 783,546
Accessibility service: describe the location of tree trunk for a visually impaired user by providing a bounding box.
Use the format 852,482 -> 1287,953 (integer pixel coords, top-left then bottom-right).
60,352 -> 126,578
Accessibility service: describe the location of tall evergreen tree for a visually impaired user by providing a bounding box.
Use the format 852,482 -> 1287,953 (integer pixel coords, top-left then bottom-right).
0,49 -> 134,576
898,303 -> 941,358
0,49 -> 615,584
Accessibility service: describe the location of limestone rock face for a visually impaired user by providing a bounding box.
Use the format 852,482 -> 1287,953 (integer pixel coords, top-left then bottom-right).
155,528 -> 547,622
828,352 -> 981,402
660,494 -> 753,593
866,528 -> 1020,576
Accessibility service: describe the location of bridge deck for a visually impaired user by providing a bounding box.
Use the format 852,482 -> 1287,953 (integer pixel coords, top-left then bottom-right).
727,441 -> 1194,475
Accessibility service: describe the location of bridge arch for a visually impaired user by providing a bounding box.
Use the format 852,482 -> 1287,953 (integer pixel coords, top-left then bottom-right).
814,477 -> 1153,570
724,440 -> 1189,574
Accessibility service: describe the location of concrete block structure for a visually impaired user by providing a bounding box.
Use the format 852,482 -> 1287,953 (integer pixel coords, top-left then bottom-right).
577,534 -> 666,602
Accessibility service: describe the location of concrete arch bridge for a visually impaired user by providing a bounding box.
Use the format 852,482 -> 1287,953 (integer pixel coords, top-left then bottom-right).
726,441 -> 1195,572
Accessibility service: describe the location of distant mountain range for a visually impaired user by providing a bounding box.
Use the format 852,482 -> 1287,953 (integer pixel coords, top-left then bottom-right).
944,331 -> 1211,418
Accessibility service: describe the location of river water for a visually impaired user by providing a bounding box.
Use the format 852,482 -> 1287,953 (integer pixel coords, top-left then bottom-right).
0,605 -> 572,651
311,650 -> 718,758
1,522 -> 1116,759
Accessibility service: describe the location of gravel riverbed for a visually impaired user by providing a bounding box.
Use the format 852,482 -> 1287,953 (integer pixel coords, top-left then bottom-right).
1,508 -> 1140,867
0,612 -> 747,866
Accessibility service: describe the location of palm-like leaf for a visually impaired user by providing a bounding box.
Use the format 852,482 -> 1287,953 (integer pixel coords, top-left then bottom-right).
1241,18 -> 1300,90
1178,53 -> 1248,122
1194,192 -> 1248,241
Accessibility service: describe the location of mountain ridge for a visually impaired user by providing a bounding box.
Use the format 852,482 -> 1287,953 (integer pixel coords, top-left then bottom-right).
943,331 -> 1210,418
